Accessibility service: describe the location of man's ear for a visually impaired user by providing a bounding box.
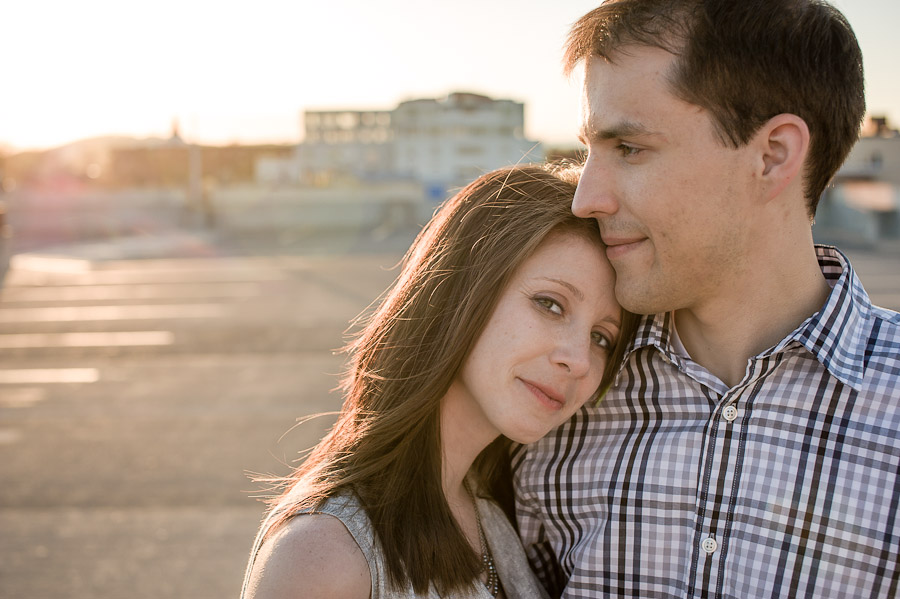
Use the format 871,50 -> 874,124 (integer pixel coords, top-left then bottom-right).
755,113 -> 810,201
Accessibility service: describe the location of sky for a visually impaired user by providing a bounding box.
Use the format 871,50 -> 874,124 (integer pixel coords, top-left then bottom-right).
2,0 -> 898,152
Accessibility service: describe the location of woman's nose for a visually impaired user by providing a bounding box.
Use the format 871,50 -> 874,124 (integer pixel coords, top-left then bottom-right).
550,335 -> 592,379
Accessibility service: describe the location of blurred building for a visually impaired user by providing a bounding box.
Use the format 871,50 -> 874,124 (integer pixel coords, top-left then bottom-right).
296,110 -> 393,185
840,116 -> 900,186
814,115 -> 900,245
109,143 -> 294,188
290,92 -> 543,193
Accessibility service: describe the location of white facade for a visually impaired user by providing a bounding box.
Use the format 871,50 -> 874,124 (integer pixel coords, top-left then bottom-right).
295,92 -> 542,191
816,121 -> 900,244
297,110 -> 394,185
840,134 -> 900,187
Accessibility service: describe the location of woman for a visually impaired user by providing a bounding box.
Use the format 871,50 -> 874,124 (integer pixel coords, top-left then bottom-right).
242,164 -> 636,599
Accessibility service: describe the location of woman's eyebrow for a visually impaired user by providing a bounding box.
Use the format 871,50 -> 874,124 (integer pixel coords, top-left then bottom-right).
537,277 -> 584,301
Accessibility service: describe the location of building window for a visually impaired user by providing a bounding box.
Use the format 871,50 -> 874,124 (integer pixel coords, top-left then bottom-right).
336,112 -> 359,129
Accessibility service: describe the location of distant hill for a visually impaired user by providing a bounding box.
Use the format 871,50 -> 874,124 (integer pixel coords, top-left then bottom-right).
1,134 -> 184,160
0,135 -> 182,189
54,134 -> 184,155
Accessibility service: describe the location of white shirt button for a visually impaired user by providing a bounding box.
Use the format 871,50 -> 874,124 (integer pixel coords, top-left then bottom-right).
722,405 -> 738,422
702,537 -> 718,554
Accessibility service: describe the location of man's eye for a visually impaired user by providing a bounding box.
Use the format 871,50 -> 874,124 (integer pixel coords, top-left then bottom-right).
616,144 -> 641,158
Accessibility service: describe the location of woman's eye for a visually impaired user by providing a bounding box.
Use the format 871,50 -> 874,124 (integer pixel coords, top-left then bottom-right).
592,331 -> 613,350
534,296 -> 563,315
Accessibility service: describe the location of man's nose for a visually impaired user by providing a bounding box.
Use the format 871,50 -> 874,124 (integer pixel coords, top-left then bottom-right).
572,155 -> 618,219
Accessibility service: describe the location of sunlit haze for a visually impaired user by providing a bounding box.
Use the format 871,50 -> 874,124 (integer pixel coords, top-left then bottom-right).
3,0 -> 898,152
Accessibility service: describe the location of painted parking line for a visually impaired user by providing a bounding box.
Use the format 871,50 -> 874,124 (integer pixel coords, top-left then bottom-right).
0,429 -> 24,445
0,369 -> 100,384
0,283 -> 259,303
0,387 -> 48,408
0,331 -> 175,348
0,304 -> 227,323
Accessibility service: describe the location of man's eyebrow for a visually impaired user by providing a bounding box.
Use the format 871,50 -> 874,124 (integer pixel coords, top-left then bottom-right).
578,120 -> 657,143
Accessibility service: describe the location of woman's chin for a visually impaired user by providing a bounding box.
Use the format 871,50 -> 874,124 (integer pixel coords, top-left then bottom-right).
503,427 -> 549,446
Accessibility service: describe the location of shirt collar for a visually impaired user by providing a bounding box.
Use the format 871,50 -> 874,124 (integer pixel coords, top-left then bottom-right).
783,245 -> 872,391
615,311 -> 679,380
617,245 -> 872,392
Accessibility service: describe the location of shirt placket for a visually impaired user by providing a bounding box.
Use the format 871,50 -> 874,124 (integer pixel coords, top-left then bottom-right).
688,370 -> 759,598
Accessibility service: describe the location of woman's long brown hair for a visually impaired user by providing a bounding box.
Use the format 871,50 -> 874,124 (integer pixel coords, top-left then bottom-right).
258,163 -> 637,595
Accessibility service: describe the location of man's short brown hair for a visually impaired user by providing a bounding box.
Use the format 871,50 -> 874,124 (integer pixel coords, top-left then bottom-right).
566,0 -> 866,217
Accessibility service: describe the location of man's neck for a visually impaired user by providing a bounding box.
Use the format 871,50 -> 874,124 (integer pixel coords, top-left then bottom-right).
674,246 -> 831,388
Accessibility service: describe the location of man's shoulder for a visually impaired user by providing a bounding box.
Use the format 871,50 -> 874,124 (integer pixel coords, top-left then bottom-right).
870,303 -> 900,327
860,296 -> 900,343
861,303 -> 900,374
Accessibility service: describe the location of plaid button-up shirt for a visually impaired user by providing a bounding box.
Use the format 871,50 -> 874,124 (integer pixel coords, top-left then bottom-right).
513,246 -> 900,598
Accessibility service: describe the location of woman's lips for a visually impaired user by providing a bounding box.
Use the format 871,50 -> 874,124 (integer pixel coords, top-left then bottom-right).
521,378 -> 564,411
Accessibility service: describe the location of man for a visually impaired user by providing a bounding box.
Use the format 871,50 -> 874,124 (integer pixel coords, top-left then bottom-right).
513,1 -> 900,597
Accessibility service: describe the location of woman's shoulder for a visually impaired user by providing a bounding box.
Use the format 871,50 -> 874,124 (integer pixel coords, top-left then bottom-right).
243,513 -> 371,599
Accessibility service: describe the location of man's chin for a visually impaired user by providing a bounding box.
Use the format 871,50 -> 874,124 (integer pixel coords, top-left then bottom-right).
614,281 -> 667,316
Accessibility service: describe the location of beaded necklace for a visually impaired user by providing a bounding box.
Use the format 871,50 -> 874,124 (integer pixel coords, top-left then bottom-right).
464,479 -> 500,597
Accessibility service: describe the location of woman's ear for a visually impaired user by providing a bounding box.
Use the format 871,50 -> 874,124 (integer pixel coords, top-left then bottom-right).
755,113 -> 810,201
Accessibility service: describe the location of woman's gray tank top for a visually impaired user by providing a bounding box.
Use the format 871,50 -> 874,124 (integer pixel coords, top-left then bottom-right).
241,490 -> 549,599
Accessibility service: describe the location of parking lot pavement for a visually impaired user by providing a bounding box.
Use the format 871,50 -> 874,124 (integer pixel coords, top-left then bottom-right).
0,251 -> 403,599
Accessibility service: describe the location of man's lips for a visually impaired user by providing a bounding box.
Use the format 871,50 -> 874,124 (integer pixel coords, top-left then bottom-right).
521,379 -> 565,410
602,236 -> 646,260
